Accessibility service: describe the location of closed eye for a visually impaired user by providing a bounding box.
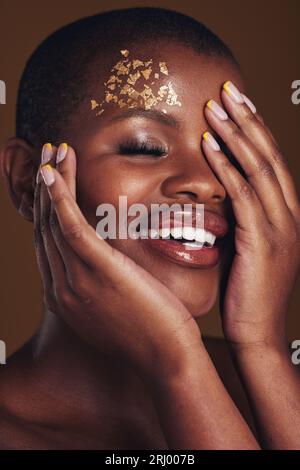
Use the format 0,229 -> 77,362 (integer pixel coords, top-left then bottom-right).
118,139 -> 167,157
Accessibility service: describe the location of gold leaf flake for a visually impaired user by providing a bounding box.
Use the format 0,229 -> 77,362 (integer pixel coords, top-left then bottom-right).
117,99 -> 126,108
107,83 -> 116,90
127,71 -> 141,85
159,62 -> 168,75
106,75 -> 122,85
144,59 -> 153,67
91,99 -> 99,110
113,61 -> 130,75
128,88 -> 139,100
166,81 -> 182,106
141,67 -> 152,80
132,59 -> 144,69
158,85 -> 168,98
120,84 -> 130,94
96,109 -> 104,116
105,92 -> 114,103
154,73 -> 159,79
120,49 -> 129,57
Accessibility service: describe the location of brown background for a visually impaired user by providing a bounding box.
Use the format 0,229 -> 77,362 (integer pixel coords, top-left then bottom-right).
0,0 -> 299,357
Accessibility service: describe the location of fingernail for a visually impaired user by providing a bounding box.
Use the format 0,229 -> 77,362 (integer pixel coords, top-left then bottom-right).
41,143 -> 53,164
207,100 -> 228,120
241,93 -> 257,114
41,164 -> 55,186
223,81 -> 244,104
203,132 -> 221,151
57,143 -> 68,163
203,131 -> 221,152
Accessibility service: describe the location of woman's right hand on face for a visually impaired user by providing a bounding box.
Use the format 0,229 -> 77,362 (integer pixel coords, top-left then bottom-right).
34,143 -> 202,385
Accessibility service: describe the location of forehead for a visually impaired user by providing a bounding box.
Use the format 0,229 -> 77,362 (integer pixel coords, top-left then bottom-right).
77,44 -> 244,135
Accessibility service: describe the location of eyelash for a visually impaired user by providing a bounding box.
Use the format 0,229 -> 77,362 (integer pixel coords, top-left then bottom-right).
118,139 -> 167,157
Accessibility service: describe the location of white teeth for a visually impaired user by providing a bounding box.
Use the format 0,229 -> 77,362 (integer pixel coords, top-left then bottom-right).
205,232 -> 216,246
171,227 -> 183,239
149,229 -> 159,239
194,228 -> 206,243
140,229 -> 148,238
148,226 -> 216,246
182,241 -> 204,249
160,228 -> 171,239
182,227 -> 195,241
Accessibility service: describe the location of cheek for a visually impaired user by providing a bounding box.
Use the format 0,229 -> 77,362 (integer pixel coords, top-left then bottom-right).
75,159 -> 155,226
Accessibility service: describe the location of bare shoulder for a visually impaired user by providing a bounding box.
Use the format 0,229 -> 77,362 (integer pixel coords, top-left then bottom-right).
203,336 -> 257,435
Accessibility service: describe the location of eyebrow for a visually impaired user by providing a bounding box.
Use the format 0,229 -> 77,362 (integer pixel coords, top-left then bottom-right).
105,108 -> 180,129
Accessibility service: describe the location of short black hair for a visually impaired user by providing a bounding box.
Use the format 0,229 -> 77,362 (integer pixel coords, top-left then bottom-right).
16,7 -> 239,147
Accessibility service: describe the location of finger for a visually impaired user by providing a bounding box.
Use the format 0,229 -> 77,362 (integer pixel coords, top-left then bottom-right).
221,83 -> 299,215
49,200 -> 94,290
39,164 -> 117,274
51,143 -> 93,287
33,178 -> 52,293
39,146 -> 72,299
204,101 -> 293,226
201,134 -> 267,232
55,143 -> 77,198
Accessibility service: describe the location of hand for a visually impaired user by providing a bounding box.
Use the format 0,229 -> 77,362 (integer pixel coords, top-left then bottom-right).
34,144 -> 202,384
202,82 -> 300,350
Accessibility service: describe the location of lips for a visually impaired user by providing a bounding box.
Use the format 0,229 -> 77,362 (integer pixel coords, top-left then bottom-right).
140,209 -> 229,269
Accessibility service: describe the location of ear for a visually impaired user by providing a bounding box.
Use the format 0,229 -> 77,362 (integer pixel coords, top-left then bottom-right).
0,138 -> 39,222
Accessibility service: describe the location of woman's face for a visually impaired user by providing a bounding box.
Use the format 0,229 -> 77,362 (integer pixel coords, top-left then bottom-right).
66,44 -> 244,317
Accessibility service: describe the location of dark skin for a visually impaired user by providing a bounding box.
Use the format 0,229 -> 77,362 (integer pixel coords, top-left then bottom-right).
0,43 -> 299,449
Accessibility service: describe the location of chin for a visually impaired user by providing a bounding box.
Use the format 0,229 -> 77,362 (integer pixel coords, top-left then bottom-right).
148,264 -> 220,319
170,286 -> 218,319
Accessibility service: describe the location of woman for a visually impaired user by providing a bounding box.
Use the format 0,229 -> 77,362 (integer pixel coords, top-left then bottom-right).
0,7 -> 299,450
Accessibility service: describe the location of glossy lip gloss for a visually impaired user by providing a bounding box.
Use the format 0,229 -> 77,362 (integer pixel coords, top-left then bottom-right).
140,209 -> 228,269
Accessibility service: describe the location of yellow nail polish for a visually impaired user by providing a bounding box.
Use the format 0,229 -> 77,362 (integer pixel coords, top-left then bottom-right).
57,143 -> 68,163
223,81 -> 231,95
206,99 -> 213,110
206,99 -> 228,120
223,81 -> 244,104
41,143 -> 53,164
202,131 -> 221,151
40,164 -> 55,186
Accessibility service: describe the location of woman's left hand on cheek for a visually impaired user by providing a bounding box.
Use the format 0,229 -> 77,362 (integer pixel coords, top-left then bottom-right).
202,81 -> 300,351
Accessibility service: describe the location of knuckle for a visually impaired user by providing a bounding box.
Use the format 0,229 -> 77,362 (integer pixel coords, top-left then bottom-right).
63,223 -> 85,241
256,161 -> 276,179
243,110 -> 257,124
230,126 -> 243,145
54,286 -> 74,309
70,279 -> 92,305
270,146 -> 286,166
236,182 -> 254,200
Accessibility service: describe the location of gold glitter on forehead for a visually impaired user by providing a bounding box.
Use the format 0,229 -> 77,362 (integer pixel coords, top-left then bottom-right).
90,49 -> 182,116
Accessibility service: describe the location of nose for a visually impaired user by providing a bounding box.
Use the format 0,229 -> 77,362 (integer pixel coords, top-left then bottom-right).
160,149 -> 226,205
